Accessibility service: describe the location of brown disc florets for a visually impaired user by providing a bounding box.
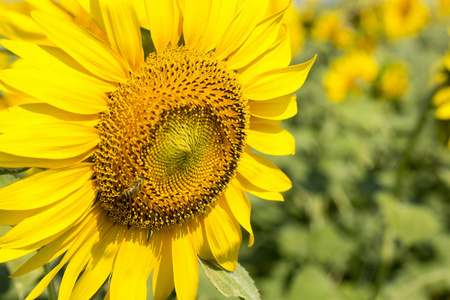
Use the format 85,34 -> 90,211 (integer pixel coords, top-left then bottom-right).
93,47 -> 248,230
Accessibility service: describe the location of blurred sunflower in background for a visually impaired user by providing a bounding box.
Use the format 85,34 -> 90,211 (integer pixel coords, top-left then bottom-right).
376,61 -> 408,101
433,34 -> 450,148
434,52 -> 450,120
381,0 -> 430,39
311,11 -> 354,49
323,50 -> 378,102
0,0 -> 315,299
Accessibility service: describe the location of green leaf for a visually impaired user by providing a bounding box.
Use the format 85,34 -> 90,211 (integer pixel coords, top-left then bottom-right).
308,222 -> 354,270
277,223 -> 309,263
257,261 -> 293,300
377,193 -> 441,245
286,265 -> 343,300
339,283 -> 374,300
199,258 -> 260,300
381,262 -> 450,300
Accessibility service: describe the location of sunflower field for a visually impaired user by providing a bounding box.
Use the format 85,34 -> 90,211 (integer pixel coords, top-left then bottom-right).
0,0 -> 450,299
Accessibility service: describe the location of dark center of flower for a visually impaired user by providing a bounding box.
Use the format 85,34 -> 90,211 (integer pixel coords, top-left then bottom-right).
93,47 -> 248,230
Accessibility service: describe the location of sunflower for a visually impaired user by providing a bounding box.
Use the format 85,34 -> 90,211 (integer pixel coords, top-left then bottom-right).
323,51 -> 378,103
381,0 -> 430,39
434,51 -> 450,119
0,1 -> 315,299
311,11 -> 354,49
432,35 -> 450,148
377,61 -> 408,101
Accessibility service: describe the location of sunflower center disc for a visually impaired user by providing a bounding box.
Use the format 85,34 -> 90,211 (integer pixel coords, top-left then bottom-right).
93,47 -> 248,230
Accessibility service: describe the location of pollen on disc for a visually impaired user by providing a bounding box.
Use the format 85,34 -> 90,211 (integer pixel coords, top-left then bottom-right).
93,47 -> 248,230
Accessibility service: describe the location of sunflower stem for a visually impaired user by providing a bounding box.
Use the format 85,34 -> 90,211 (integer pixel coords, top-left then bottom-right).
43,263 -> 57,300
372,82 -> 447,300
394,82 -> 446,199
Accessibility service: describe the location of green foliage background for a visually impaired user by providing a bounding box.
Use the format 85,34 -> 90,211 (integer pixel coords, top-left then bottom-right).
236,3 -> 450,299
1,1 -> 450,300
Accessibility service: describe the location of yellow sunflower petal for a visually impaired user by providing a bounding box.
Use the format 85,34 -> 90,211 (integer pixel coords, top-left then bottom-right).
237,173 -> 284,201
248,94 -> 296,120
25,208 -> 105,300
247,118 -> 295,155
0,208 -> 45,226
224,180 -> 254,247
73,0 -> 108,35
172,226 -> 199,300
145,0 -> 181,53
244,55 -> 316,100
26,0 -> 70,17
58,210 -> 111,300
10,239 -> 68,277
10,207 -> 101,277
73,0 -> 91,13
0,3 -> 48,44
202,205 -> 242,271
152,231 -> 175,300
0,104 -> 99,133
197,234 -> 215,262
183,0 -> 211,49
186,218 -> 204,253
32,11 -> 129,82
110,227 -> 153,300
238,150 -> 291,192
215,0 -> 269,60
0,93 -> 42,109
196,0 -> 238,52
25,258 -> 66,300
60,0 -> 107,43
0,40 -> 116,91
70,224 -> 126,300
59,0 -> 84,14
0,68 -> 108,114
226,4 -> 287,70
0,123 -> 99,160
0,163 -> 92,210
238,27 -> 290,85
0,248 -> 34,264
131,0 -> 148,28
0,180 -> 95,249
0,151 -> 92,169
99,0 -> 143,71
59,232 -> 99,286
